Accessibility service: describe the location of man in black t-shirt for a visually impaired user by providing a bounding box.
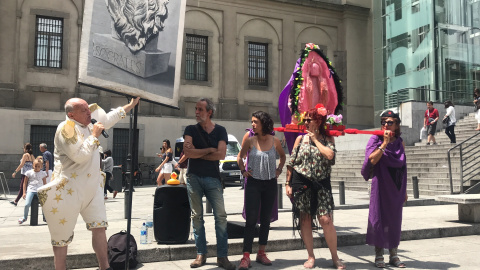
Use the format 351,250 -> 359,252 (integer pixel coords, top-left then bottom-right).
183,98 -> 235,270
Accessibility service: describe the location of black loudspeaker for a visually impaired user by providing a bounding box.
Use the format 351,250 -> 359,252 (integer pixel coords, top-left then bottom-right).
153,185 -> 191,244
227,221 -> 260,239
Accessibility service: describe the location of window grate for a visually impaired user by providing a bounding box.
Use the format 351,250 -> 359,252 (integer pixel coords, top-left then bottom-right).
113,128 -> 139,167
35,16 -> 63,68
248,42 -> 268,86
30,125 -> 57,158
185,34 -> 208,81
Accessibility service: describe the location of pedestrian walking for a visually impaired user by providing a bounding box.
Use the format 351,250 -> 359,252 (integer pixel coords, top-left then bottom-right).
39,143 -> 54,183
236,111 -> 286,270
285,105 -> 346,269
175,150 -> 188,185
361,110 -> 407,268
443,100 -> 456,144
183,98 -> 235,270
102,150 -> 117,199
155,139 -> 174,186
18,159 -> 47,224
11,143 -> 35,206
423,101 -> 439,145
474,88 -> 480,131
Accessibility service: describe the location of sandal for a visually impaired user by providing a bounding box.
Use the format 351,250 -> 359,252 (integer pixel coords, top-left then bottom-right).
333,260 -> 346,269
304,258 -> 315,269
374,255 -> 385,268
389,255 -> 406,268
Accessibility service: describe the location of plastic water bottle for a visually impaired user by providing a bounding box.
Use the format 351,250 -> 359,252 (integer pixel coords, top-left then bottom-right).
140,223 -> 147,244
145,215 -> 153,244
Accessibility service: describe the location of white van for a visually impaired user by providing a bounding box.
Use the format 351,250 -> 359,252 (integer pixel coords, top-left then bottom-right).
174,134 -> 242,185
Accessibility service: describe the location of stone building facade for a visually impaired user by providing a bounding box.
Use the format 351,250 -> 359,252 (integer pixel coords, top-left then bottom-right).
0,0 -> 373,187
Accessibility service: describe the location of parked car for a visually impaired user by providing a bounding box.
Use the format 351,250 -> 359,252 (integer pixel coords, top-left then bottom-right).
174,134 -> 242,185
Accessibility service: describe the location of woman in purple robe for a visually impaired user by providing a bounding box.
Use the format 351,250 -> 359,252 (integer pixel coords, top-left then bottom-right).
361,110 -> 407,268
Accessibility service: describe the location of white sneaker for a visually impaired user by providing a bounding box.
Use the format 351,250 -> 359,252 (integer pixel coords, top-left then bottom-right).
18,218 -> 26,224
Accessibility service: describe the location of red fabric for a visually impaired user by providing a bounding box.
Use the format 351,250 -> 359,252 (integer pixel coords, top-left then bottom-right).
256,252 -> 272,265
424,108 -> 439,126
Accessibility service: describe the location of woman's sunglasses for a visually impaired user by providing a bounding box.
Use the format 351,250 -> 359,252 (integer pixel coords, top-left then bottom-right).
381,120 -> 395,126
304,118 -> 313,123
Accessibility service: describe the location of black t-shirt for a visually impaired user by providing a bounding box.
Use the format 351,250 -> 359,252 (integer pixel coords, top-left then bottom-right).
183,123 -> 228,178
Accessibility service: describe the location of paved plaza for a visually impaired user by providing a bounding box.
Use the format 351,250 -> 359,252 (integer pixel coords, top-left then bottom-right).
79,235 -> 480,270
1,184 -> 479,269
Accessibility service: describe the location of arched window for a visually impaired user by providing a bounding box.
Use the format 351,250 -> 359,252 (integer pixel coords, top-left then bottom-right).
395,63 -> 405,76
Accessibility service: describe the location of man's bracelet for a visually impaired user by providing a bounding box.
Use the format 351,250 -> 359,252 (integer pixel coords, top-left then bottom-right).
378,147 -> 385,152
241,169 -> 246,174
285,181 -> 290,186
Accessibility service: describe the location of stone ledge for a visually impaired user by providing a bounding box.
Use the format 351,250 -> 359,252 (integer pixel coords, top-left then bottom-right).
436,195 -> 480,223
436,194 -> 480,204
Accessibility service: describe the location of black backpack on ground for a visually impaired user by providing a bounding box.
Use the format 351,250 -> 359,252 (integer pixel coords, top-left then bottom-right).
107,230 -> 138,269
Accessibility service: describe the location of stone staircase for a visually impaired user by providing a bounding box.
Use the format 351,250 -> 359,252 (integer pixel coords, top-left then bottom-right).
331,112 -> 480,196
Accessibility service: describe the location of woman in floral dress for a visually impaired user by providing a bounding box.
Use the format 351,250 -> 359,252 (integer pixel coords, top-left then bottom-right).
285,105 -> 345,269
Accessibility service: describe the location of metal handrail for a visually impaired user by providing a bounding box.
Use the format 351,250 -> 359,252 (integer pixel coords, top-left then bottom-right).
447,132 -> 480,194
0,172 -> 10,199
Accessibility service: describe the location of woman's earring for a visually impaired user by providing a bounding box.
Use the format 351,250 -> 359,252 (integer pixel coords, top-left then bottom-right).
315,129 -> 319,133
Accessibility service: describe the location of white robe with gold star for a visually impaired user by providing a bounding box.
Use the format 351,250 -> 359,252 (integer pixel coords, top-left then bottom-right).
38,104 -> 126,246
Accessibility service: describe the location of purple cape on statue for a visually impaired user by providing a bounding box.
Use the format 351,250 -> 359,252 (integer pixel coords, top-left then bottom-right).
361,135 -> 407,249
242,128 -> 278,223
278,58 -> 301,154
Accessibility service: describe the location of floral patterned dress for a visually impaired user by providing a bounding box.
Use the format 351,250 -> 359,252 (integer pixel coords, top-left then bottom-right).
288,135 -> 336,219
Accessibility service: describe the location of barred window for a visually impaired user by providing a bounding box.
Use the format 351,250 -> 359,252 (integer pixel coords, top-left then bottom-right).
35,16 -> 63,68
113,128 -> 139,167
185,34 -> 208,81
248,42 -> 268,86
30,125 -> 57,157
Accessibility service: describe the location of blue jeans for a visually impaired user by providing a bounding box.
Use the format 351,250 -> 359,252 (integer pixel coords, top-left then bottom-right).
23,191 -> 37,220
186,173 -> 228,257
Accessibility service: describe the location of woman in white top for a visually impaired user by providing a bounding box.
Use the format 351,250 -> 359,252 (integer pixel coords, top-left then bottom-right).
155,139 -> 174,186
474,88 -> 480,131
11,143 -> 35,206
102,150 -> 117,199
443,100 -> 456,144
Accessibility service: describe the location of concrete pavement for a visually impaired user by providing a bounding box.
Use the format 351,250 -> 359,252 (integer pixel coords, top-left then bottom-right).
1,184 -> 479,269
79,235 -> 480,269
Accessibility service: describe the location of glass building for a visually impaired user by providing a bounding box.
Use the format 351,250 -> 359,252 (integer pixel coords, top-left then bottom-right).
373,0 -> 480,112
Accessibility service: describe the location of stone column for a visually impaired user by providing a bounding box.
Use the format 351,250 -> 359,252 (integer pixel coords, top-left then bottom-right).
219,8 -> 238,119
281,15 -> 296,88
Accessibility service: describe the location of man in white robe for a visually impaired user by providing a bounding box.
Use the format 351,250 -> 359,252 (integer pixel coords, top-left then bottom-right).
38,97 -> 139,270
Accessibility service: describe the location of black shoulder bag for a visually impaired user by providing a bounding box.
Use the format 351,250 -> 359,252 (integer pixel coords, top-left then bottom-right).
442,116 -> 450,125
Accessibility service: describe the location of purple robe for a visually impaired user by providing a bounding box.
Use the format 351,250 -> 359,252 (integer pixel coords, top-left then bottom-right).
361,135 -> 407,249
278,59 -> 301,154
242,129 -> 279,223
